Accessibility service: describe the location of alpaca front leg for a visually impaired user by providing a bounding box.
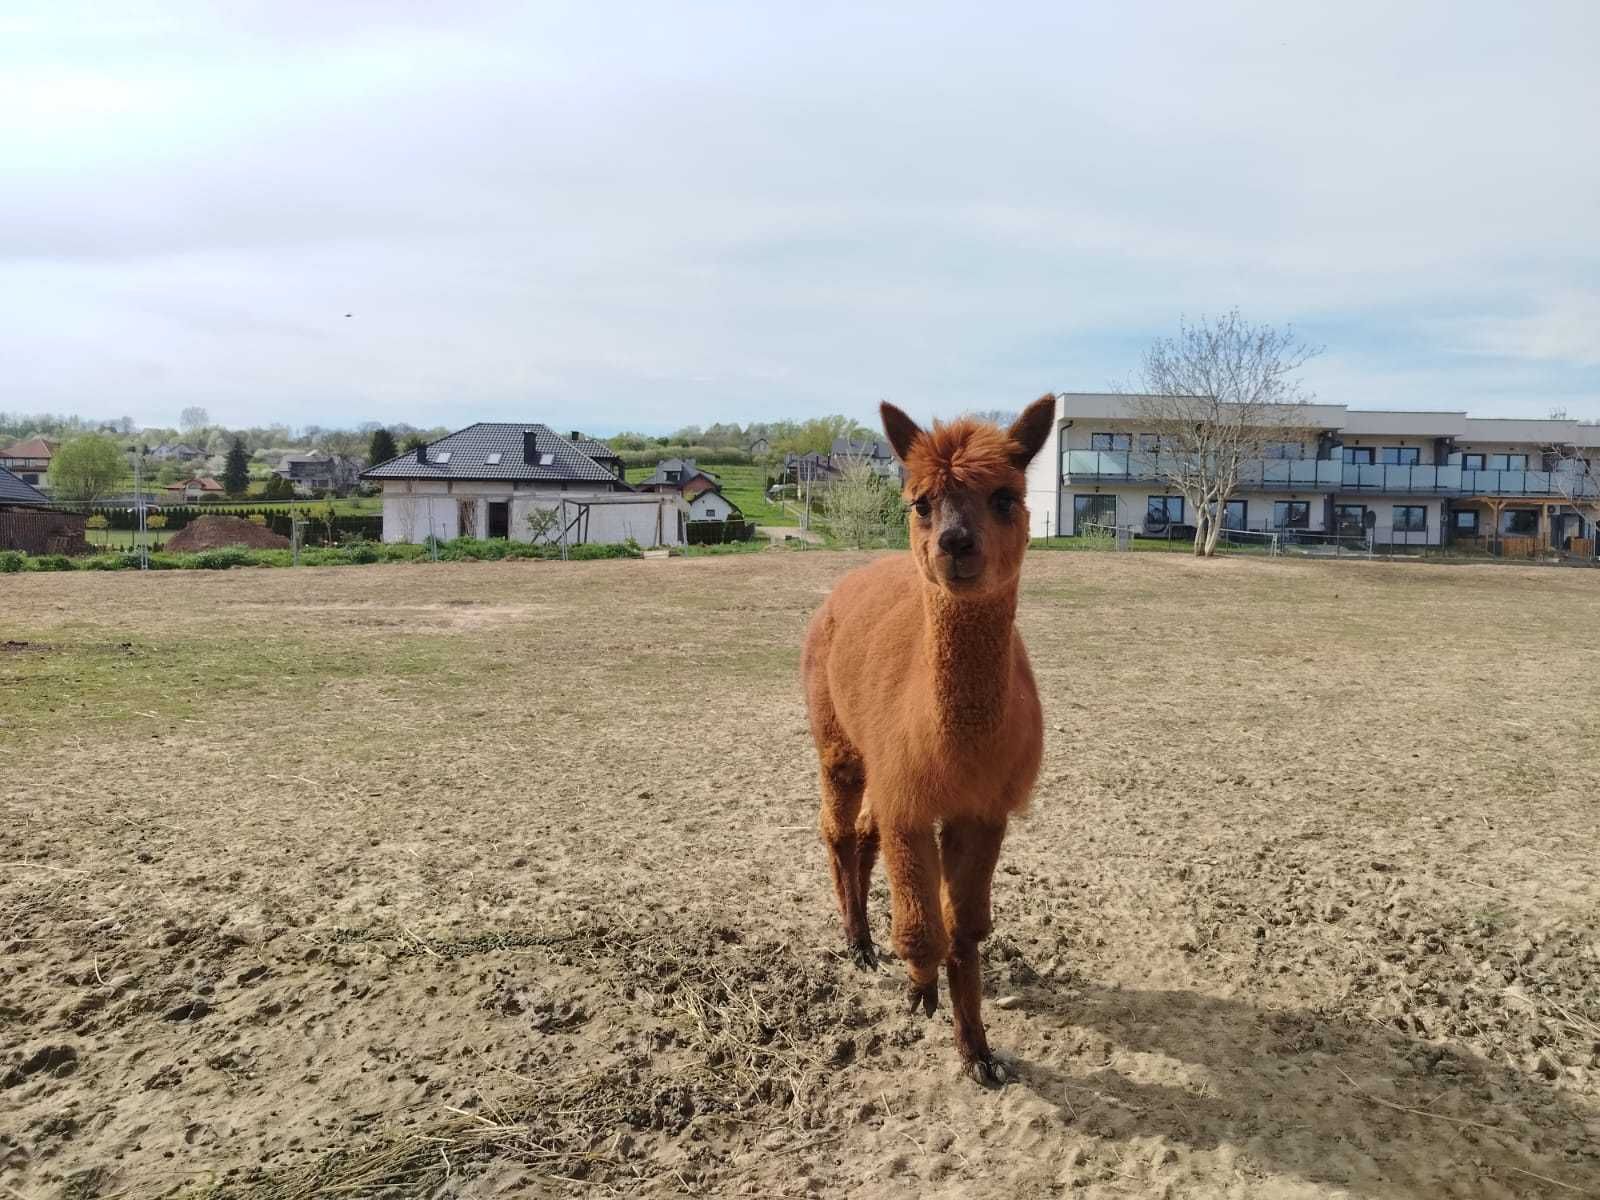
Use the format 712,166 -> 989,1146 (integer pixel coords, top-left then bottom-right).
881,823 -> 948,1014
940,817 -> 1008,1084
817,759 -> 875,967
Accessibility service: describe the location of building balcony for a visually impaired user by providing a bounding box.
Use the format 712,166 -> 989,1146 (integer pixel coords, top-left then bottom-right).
1061,451 -> 1598,498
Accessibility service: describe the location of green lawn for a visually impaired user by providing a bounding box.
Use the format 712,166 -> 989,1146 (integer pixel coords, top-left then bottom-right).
625,463 -> 795,525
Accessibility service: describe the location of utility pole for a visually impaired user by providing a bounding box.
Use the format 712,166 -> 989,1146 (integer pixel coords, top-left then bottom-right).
128,447 -> 149,570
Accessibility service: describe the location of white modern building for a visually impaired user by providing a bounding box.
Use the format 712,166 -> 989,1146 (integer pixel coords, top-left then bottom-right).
1023,395 -> 1600,552
364,424 -> 683,548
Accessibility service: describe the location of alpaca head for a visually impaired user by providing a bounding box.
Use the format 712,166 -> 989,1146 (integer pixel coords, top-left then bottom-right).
880,395 -> 1056,597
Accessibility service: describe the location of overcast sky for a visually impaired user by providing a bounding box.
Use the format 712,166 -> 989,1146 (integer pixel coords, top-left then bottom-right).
3,1 -> 1596,433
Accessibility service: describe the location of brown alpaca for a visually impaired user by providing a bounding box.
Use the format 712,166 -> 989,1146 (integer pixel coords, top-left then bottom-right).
801,396 -> 1054,1083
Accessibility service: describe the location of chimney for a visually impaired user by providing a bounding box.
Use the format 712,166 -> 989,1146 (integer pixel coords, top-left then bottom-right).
416,443 -> 428,465
524,430 -> 539,464
570,430 -> 581,441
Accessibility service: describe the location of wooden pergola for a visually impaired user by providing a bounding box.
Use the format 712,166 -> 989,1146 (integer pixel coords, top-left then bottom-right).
1451,496 -> 1592,559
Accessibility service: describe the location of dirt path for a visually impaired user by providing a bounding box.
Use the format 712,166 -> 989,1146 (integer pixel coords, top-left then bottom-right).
2,552 -> 1597,1198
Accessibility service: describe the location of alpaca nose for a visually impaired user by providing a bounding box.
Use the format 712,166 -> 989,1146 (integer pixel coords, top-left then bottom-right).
938,527 -> 976,557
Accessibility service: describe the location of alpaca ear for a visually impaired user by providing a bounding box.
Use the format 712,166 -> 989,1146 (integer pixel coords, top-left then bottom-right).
880,402 -> 924,463
1007,394 -> 1057,469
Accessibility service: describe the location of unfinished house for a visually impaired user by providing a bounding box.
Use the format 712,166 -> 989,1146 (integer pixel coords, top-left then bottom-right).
363,424 -> 682,547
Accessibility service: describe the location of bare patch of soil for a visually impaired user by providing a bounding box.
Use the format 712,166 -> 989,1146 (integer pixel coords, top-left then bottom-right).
1,553 -> 1596,1198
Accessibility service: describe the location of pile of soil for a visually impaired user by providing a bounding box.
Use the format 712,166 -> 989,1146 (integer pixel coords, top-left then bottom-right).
164,516 -> 290,551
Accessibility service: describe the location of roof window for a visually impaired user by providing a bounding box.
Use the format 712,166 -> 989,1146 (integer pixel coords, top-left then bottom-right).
434,451 -> 452,464
538,452 -> 555,466
486,453 -> 501,465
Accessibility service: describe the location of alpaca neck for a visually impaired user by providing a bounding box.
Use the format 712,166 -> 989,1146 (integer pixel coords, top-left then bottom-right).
922,582 -> 1017,736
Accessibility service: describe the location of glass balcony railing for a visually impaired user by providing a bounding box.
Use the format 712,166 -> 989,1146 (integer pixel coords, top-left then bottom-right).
1060,450 -> 1598,497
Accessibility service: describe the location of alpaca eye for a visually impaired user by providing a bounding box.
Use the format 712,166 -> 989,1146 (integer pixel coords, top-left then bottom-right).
912,498 -> 932,519
992,492 -> 1016,516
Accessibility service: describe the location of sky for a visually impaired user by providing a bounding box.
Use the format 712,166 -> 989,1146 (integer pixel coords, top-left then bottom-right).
2,1 -> 1596,434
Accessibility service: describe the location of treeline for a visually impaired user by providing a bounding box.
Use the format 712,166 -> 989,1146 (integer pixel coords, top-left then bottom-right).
607,415 -> 877,461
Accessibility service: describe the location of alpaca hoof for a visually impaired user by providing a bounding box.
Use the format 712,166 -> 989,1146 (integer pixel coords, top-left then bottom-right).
968,1056 -> 1009,1087
848,938 -> 879,970
906,980 -> 938,1017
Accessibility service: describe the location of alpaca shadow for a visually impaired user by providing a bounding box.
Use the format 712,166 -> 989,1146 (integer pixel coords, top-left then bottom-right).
1008,980 -> 1598,1199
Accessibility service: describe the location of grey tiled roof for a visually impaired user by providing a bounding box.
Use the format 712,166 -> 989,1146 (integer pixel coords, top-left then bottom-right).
0,465 -> 49,507
572,436 -> 620,461
362,424 -> 624,484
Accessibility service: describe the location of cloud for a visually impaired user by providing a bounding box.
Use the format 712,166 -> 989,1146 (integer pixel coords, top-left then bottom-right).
0,0 -> 1596,430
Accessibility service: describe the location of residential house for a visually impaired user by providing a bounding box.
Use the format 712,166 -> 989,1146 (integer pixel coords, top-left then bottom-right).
164,476 -> 226,502
148,442 -> 204,463
0,465 -> 87,554
275,453 -> 364,496
687,490 -> 742,523
635,457 -> 721,499
566,433 -> 626,481
831,436 -> 903,481
0,437 -> 58,486
1022,394 -> 1600,553
362,423 -> 680,547
780,450 -> 839,485
748,436 -> 771,457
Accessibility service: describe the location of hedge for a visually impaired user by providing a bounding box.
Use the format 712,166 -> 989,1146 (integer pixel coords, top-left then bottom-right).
684,519 -> 756,546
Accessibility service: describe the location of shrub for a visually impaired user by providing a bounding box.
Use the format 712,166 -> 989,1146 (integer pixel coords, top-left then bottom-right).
192,547 -> 255,570
146,513 -> 168,529
0,551 -> 23,573
27,554 -> 73,572
80,554 -> 132,571
85,513 -> 109,529
342,541 -> 379,564
247,513 -> 267,525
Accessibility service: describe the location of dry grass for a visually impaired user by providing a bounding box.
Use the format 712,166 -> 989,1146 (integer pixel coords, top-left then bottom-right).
2,553 -> 1598,1199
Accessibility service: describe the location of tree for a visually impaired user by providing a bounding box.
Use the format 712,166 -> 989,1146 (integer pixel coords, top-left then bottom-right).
48,434 -> 126,504
773,415 -> 876,457
1548,429 -> 1600,557
824,455 -> 905,549
526,504 -> 562,544
1123,310 -> 1322,557
222,437 -> 251,496
261,473 -> 297,501
401,433 -> 427,453
180,407 -> 209,434
368,427 -> 399,466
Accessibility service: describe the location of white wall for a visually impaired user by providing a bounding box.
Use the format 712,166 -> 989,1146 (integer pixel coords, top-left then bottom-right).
689,492 -> 733,521
379,481 -> 682,546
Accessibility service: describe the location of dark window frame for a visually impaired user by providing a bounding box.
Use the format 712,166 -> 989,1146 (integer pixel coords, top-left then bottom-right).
1461,453 -> 1485,471
1222,498 -> 1248,529
1273,500 -> 1311,529
1335,503 -> 1369,533
1090,432 -> 1132,452
1342,446 -> 1375,465
1263,441 -> 1303,460
1501,508 -> 1538,535
1146,495 -> 1184,524
1453,509 -> 1480,533
1379,446 -> 1421,466
1073,493 -> 1117,531
1392,505 -> 1427,532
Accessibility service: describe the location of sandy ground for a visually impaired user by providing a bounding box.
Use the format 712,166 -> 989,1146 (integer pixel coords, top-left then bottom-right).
2,550 -> 1598,1199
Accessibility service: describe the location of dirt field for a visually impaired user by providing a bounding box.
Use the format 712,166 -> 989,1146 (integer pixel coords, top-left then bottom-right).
3,551 -> 1598,1199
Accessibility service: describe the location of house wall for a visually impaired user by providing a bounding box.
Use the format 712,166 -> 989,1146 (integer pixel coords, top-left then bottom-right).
1054,486 -> 1336,537
689,493 -> 734,521
378,480 -> 681,546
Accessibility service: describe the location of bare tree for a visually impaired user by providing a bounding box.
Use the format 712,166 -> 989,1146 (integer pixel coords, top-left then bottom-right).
1547,429 -> 1600,557
525,503 -> 562,545
1122,310 -> 1323,556
180,406 -> 209,434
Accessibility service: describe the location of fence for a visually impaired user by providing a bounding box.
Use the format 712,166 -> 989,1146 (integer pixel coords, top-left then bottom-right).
684,518 -> 758,545
0,509 -> 89,555
65,503 -> 381,546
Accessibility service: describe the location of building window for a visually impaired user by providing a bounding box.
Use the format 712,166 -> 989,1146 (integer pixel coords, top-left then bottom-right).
1137,434 -> 1163,453
1488,454 -> 1528,471
1342,447 -> 1375,465
1223,499 -> 1247,530
1073,494 -> 1117,531
1263,441 -> 1302,459
1090,433 -> 1131,452
1393,505 -> 1427,532
1379,447 -> 1420,466
1273,501 -> 1310,528
1462,453 -> 1485,470
1454,509 -> 1479,533
1335,504 -> 1368,533
1501,509 -> 1538,535
1147,495 -> 1183,524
